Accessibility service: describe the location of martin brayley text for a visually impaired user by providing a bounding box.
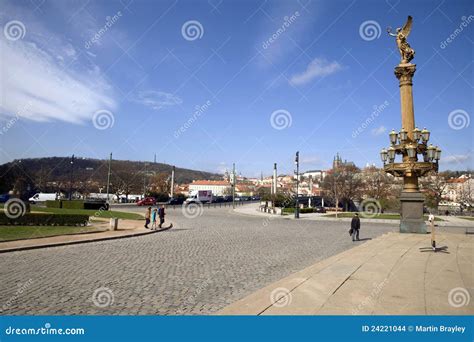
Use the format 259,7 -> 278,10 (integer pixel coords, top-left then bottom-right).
416,325 -> 465,334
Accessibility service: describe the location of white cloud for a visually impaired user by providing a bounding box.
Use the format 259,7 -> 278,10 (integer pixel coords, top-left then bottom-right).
0,33 -> 117,123
289,58 -> 342,86
371,125 -> 387,136
442,154 -> 471,164
134,91 -> 182,110
301,156 -> 320,164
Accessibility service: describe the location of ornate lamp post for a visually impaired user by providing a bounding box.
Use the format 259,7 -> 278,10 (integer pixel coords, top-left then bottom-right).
294,151 -> 300,219
383,16 -> 441,233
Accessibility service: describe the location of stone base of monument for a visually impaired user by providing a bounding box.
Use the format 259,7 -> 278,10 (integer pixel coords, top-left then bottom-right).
399,191 -> 426,234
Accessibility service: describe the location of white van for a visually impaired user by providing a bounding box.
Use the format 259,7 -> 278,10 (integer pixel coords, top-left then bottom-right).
185,190 -> 213,204
28,193 -> 58,203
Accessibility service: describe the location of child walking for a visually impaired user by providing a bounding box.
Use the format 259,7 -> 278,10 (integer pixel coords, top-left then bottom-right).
151,208 -> 158,229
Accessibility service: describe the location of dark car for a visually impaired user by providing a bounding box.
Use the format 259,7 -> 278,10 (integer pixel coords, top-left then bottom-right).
137,197 -> 156,206
166,198 -> 185,205
0,194 -> 10,203
314,206 -> 326,213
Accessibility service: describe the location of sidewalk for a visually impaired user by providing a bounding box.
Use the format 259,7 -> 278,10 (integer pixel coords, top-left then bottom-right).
0,220 -> 160,253
234,203 -> 474,227
220,231 -> 474,315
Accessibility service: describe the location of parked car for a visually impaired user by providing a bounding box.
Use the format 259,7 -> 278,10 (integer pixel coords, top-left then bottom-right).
136,197 -> 156,206
166,197 -> 185,205
0,194 -> 10,203
313,206 -> 326,213
213,196 -> 225,203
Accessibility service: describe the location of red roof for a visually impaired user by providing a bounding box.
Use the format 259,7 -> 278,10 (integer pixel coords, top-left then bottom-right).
447,178 -> 467,184
191,180 -> 230,186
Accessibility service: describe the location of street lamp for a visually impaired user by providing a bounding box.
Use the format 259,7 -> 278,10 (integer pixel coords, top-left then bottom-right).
406,144 -> 417,159
399,128 -> 408,144
388,146 -> 396,163
294,151 -> 299,219
380,148 -> 388,164
421,127 -> 430,143
413,127 -> 421,142
435,147 -> 442,161
69,154 -> 75,200
389,129 -> 398,145
427,144 -> 436,161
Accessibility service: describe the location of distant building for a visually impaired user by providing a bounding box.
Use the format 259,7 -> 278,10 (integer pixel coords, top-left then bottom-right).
188,180 -> 231,196
302,170 -> 326,181
333,152 -> 355,169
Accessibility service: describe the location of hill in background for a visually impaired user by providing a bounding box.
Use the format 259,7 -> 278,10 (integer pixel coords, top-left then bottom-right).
0,157 -> 222,194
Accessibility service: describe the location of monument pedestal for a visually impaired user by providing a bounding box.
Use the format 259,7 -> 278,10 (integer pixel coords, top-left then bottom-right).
399,191 -> 426,234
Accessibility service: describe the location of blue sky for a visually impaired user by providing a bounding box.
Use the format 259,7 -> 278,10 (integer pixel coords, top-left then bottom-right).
0,0 -> 472,177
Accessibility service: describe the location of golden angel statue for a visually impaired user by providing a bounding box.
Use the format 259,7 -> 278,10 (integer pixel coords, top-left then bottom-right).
388,16 -> 415,64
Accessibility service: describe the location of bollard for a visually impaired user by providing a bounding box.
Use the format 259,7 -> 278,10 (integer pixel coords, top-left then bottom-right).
109,217 -> 119,231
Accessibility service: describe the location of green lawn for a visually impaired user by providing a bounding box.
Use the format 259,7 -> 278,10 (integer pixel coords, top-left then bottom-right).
324,213 -> 444,221
0,225 -> 106,242
459,216 -> 474,221
30,206 -> 143,220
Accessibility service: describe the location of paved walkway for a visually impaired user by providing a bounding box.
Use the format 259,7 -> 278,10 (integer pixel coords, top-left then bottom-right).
219,231 -> 473,315
234,203 -> 474,227
0,220 -> 156,253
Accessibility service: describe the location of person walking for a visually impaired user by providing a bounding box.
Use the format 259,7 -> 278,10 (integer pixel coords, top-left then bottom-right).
350,213 -> 360,242
144,206 -> 151,229
151,208 -> 158,230
158,205 -> 166,228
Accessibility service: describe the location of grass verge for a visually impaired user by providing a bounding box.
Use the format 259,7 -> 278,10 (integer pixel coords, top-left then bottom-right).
0,226 -> 106,242
30,206 -> 143,220
324,213 -> 444,221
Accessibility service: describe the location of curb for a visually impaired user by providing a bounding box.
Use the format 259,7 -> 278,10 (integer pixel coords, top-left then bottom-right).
0,227 -> 167,254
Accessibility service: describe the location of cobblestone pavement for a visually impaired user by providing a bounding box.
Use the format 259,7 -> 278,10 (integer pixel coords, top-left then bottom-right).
0,205 -> 397,315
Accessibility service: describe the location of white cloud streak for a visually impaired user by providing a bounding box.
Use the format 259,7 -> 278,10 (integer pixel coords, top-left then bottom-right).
0,32 -> 116,124
289,58 -> 342,86
133,90 -> 182,110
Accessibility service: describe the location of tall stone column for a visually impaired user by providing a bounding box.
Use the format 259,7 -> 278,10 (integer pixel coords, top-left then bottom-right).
394,63 -> 425,234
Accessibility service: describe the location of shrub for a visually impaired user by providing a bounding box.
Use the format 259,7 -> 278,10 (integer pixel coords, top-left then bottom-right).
46,200 -> 62,208
0,213 -> 90,226
84,201 -> 109,210
62,200 -> 85,209
282,207 -> 314,214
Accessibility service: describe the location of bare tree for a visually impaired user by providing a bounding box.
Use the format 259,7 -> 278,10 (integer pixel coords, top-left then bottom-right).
322,164 -> 363,211
420,171 -> 449,211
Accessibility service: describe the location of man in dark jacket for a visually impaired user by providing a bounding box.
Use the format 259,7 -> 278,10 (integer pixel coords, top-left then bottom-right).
351,213 -> 360,241
158,205 -> 166,228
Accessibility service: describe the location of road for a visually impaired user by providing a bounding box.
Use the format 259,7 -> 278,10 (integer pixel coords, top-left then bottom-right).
0,204 -> 398,315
